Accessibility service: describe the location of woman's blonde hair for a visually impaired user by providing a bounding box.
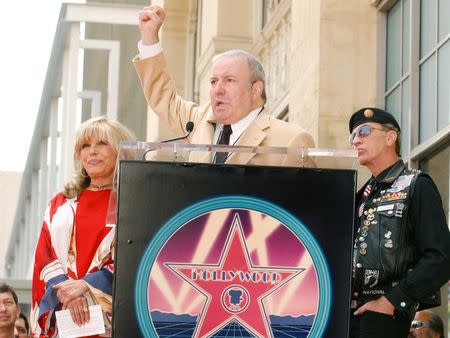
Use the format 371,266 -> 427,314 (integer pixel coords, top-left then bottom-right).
64,116 -> 136,198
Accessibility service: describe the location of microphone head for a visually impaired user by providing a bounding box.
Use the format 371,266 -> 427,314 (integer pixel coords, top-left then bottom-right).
186,121 -> 194,132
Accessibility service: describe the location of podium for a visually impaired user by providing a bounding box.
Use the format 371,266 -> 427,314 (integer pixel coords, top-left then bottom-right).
111,142 -> 357,338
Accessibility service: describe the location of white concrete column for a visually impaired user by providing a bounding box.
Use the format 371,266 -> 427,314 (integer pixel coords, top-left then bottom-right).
29,171 -> 39,269
38,137 -> 48,228
60,23 -> 80,184
47,99 -> 59,199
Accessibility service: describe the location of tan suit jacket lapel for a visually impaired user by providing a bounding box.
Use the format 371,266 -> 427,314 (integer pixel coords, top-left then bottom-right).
226,113 -> 270,165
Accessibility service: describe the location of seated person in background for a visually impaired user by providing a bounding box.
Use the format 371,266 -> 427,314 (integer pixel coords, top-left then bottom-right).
14,313 -> 30,338
408,310 -> 444,338
133,5 -> 316,167
31,116 -> 136,337
0,283 -> 20,338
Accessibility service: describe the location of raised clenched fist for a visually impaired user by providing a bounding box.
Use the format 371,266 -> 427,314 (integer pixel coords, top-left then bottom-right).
139,5 -> 166,45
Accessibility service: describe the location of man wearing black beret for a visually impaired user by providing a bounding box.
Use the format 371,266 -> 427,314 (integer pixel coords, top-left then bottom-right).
348,108 -> 450,338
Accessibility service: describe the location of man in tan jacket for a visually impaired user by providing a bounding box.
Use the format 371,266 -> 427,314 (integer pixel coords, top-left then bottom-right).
133,5 -> 315,167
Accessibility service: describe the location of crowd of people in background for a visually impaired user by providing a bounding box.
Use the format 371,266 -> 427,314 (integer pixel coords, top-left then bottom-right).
408,310 -> 445,338
0,283 -> 30,338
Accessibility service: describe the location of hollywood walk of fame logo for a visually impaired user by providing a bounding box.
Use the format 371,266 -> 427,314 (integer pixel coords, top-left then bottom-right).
165,214 -> 304,337
135,196 -> 332,338
222,285 -> 249,314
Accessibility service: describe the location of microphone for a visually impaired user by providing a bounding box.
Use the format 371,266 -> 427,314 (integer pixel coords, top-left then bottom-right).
161,121 -> 194,143
142,122 -> 194,160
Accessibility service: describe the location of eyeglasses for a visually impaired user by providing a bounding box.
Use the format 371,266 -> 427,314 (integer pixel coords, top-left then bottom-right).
349,124 -> 389,144
410,320 -> 429,329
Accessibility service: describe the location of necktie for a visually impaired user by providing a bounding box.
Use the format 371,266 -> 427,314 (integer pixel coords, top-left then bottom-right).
214,124 -> 232,164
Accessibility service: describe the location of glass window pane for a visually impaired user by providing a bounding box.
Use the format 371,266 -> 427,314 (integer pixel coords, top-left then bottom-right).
420,142 -> 449,327
401,79 -> 410,156
420,0 -> 437,58
386,86 -> 401,123
439,0 -> 450,42
402,0 -> 410,75
419,55 -> 437,143
438,41 -> 450,130
420,143 -> 449,222
386,1 -> 402,90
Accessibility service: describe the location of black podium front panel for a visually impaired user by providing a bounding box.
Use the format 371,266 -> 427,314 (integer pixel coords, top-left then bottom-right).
113,161 -> 356,338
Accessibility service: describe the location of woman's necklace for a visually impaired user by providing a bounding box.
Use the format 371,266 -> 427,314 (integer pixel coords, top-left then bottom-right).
89,183 -> 112,190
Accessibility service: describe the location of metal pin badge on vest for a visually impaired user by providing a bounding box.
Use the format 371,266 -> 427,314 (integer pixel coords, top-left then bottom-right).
395,202 -> 405,217
359,243 -> 368,255
385,239 -> 393,248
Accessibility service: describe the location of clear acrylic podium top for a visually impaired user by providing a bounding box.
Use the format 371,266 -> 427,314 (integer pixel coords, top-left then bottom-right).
118,141 -> 357,169
105,141 -> 358,227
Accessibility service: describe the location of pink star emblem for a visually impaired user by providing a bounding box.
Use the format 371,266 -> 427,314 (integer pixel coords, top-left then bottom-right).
166,213 -> 304,337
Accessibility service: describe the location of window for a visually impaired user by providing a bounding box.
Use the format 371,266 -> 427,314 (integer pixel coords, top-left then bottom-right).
385,0 -> 450,153
385,0 -> 411,156
420,142 -> 449,220
419,0 -> 450,142
385,1 -> 450,333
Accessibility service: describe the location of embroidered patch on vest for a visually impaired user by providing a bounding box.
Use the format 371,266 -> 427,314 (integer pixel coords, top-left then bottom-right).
392,174 -> 414,188
364,269 -> 380,288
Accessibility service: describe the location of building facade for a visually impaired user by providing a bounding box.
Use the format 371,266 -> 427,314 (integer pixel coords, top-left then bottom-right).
0,171 -> 22,277
4,0 -> 449,331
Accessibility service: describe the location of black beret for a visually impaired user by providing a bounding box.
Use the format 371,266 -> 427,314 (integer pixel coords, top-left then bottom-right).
348,107 -> 401,133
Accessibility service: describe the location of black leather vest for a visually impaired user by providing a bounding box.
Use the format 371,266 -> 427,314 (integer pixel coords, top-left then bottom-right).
353,162 -> 421,295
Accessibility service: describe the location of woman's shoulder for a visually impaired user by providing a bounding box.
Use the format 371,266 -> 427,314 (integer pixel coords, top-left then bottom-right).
48,191 -> 70,210
44,192 -> 76,224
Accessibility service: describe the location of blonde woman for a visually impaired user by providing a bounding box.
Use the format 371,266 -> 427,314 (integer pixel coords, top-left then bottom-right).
31,116 -> 135,337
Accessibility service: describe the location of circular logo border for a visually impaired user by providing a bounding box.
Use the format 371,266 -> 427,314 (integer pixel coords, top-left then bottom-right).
221,284 -> 250,314
135,195 -> 332,337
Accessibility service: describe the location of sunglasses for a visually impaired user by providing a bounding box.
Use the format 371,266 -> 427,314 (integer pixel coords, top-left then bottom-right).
410,320 -> 429,329
349,124 -> 389,144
